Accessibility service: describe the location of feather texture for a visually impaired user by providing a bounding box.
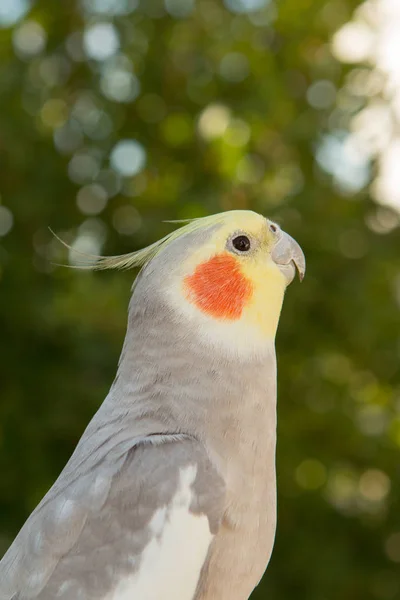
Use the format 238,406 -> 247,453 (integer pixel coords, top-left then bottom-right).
51,213 -> 228,271
0,437 -> 225,600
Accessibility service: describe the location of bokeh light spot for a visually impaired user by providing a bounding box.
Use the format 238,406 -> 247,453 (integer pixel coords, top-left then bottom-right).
0,0 -> 30,28
40,99 -> 68,129
307,80 -> 336,110
161,113 -> 193,147
326,469 -> 359,514
332,22 -> 374,63
85,110 -> 113,140
100,65 -> 140,103
67,218 -> 108,268
71,94 -> 113,141
224,0 -> 269,14
295,459 -> 327,490
76,184 -> 108,215
385,533 -> 400,563
372,140 -> 400,210
122,173 -> 147,198
0,207 -> 14,237
224,118 -> 251,147
359,469 -> 391,503
83,0 -> 139,15
365,207 -> 399,235
83,22 -> 119,61
54,120 -> 83,155
319,352 -> 352,385
95,169 -> 122,198
13,21 -> 47,58
66,31 -> 86,62
316,132 -> 370,194
112,205 -> 142,235
110,140 -> 146,177
219,52 -> 249,83
355,405 -> 389,437
197,104 -> 231,140
69,232 -> 102,267
236,154 -> 264,184
165,0 -> 195,18
38,55 -> 70,87
68,151 -> 100,184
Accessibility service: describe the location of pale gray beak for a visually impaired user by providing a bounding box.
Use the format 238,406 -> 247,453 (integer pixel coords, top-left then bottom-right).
270,229 -> 306,284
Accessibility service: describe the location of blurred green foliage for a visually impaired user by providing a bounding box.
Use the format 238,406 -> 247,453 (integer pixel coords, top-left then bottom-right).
0,0 -> 399,599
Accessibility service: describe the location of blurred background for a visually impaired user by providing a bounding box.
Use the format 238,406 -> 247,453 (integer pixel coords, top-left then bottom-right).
0,0 -> 399,598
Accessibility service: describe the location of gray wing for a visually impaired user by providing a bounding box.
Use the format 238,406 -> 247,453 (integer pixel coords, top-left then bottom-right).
0,435 -> 225,600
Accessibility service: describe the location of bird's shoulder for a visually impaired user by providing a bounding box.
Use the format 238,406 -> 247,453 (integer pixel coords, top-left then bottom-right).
0,432 -> 226,600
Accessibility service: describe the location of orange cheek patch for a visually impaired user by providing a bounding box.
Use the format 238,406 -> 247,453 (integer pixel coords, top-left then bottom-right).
184,254 -> 253,320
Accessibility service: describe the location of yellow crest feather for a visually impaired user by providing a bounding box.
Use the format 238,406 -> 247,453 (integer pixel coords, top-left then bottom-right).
52,214 -> 227,271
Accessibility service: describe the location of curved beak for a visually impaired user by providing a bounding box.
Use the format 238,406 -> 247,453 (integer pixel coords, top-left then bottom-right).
270,231 -> 306,284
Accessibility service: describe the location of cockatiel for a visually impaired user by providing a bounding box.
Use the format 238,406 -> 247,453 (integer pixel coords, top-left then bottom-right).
0,210 -> 305,600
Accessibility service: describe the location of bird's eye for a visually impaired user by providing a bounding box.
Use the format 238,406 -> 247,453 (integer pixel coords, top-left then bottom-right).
269,223 -> 278,233
232,235 -> 251,252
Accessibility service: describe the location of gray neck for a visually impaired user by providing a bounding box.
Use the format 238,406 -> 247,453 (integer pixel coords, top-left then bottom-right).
105,283 -> 277,471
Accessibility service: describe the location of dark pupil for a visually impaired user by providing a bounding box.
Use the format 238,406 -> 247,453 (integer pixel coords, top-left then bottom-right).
232,235 -> 251,252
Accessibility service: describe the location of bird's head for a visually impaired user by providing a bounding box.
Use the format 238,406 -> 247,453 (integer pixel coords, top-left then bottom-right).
91,210 -> 305,357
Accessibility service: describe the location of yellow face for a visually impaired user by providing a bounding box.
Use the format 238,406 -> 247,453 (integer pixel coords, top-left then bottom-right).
171,211 -> 292,353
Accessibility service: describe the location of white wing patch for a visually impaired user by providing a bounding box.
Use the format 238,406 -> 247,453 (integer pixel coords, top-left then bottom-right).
109,465 -> 213,600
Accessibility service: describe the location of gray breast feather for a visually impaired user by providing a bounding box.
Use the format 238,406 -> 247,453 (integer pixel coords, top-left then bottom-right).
0,436 -> 225,600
